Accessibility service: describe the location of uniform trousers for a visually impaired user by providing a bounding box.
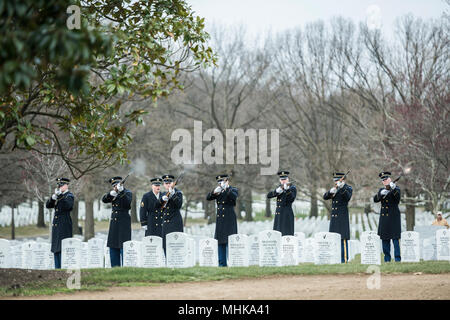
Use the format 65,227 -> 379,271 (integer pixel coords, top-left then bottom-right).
110,248 -> 124,267
382,239 -> 401,262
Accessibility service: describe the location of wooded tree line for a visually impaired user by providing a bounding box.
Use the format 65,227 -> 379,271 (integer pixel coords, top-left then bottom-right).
130,16 -> 448,231
1,10 -> 448,239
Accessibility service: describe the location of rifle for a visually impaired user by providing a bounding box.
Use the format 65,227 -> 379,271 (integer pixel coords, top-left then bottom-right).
161,172 -> 185,208
336,170 -> 351,185
211,175 -> 233,195
331,170 -> 350,197
274,179 -> 297,189
118,171 -> 132,188
382,174 -> 402,199
111,171 -> 132,200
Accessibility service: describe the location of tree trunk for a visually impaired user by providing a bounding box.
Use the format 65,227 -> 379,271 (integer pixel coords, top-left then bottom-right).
405,203 -> 415,231
205,199 -> 216,224
11,207 -> 15,240
310,187 -> 318,217
236,196 -> 243,220
424,193 -> 432,212
243,188 -> 253,221
203,198 -> 208,219
37,200 -> 46,228
323,201 -> 331,220
405,189 -> 416,231
48,208 -> 53,245
364,203 -> 371,216
184,200 -> 190,227
71,199 -> 81,235
265,196 -> 272,217
84,198 -> 95,241
131,194 -> 138,223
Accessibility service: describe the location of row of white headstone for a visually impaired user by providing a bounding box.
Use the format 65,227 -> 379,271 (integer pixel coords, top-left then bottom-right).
0,229 -> 449,269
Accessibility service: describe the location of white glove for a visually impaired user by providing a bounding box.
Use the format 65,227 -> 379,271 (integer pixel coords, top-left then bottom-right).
214,186 -> 222,194
283,183 -> 290,190
162,195 -> 169,202
276,187 -> 283,194
110,190 -> 118,197
337,181 -> 344,188
55,188 -> 61,195
380,189 -> 389,196
51,194 -> 58,200
389,182 -> 396,189
117,184 -> 124,192
330,187 -> 337,194
142,225 -> 147,230
169,187 -> 175,196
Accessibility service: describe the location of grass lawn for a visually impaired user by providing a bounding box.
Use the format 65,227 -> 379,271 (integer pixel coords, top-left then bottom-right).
1,256 -> 450,297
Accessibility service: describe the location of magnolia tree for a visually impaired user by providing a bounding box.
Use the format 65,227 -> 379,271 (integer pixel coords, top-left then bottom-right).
0,0 -> 215,178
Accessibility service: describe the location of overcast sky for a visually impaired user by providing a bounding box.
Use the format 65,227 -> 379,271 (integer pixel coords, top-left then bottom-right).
188,0 -> 448,38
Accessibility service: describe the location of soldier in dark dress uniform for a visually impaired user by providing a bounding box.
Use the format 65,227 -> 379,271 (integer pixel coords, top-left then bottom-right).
102,176 -> 132,267
206,174 -> 238,267
323,172 -> 352,263
374,171 -> 401,262
160,174 -> 183,252
139,177 -> 163,237
45,178 -> 74,269
267,171 -> 297,236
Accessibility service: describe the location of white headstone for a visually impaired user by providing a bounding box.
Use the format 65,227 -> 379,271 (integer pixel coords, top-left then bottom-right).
348,240 -> 361,261
329,232 -> 342,264
80,242 -> 88,269
400,231 -> 420,262
259,230 -> 282,267
303,238 -> 315,263
12,245 -> 22,268
104,246 -> 111,268
141,236 -> 164,268
187,237 -> 196,267
31,242 -> 50,270
61,238 -> 82,269
436,229 -> 450,261
314,232 -> 338,265
198,238 -> 218,267
294,232 -> 305,263
422,237 -> 437,261
281,236 -> 298,266
360,232 -> 381,265
123,240 -> 142,267
22,241 -> 35,269
248,234 -> 259,266
228,234 -> 249,267
166,232 -> 189,268
88,238 -> 105,268
415,225 -> 445,260
47,250 -> 54,270
0,239 -> 10,268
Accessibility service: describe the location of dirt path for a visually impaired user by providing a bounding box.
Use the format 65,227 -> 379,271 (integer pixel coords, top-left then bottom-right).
7,273 -> 450,300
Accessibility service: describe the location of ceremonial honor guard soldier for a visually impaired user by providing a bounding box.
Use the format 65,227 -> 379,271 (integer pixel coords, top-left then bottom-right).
323,172 -> 352,263
139,177 -> 163,237
206,174 -> 238,267
102,176 -> 132,267
46,178 -> 74,269
374,171 -> 401,262
267,171 -> 297,236
160,174 -> 183,252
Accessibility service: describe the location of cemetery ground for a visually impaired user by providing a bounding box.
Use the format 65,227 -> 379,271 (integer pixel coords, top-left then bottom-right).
1,258 -> 450,299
